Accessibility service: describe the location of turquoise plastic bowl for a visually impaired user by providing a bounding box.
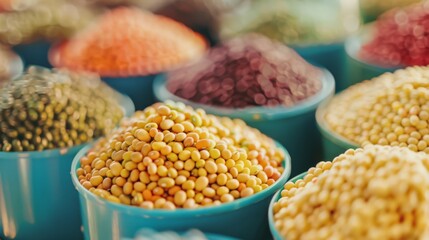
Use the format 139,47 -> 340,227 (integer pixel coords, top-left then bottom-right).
345,26 -> 401,90
71,142 -> 291,240
12,41 -> 52,68
315,99 -> 359,161
0,94 -> 134,240
153,70 -> 335,176
268,172 -> 306,240
102,74 -> 160,111
292,42 -> 346,92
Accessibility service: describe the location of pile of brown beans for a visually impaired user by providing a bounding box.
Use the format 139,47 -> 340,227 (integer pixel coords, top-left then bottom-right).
167,34 -> 322,108
273,145 -> 429,240
322,66 -> 429,153
76,101 -> 285,209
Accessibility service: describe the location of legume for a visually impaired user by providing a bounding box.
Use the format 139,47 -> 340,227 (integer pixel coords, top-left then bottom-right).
0,0 -> 96,45
0,66 -> 124,151
323,66 -> 429,153
360,2 -> 429,67
77,101 -> 285,209
359,0 -> 421,21
273,145 -> 429,239
51,7 -> 206,77
167,34 -> 322,108
220,0 -> 359,44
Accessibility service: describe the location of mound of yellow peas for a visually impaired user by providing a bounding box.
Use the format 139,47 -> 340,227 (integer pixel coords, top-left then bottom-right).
273,145 -> 429,240
322,66 -> 429,153
76,101 -> 285,209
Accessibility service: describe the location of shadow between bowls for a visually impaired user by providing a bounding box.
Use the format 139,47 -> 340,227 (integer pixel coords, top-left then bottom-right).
12,41 -> 52,68
153,69 -> 335,176
71,142 -> 291,240
268,172 -> 307,240
102,74 -> 160,111
0,93 -> 134,240
291,42 -> 346,92
344,25 -> 401,91
315,98 -> 359,161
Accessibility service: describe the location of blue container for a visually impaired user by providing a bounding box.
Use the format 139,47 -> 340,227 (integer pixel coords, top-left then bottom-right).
12,41 -> 52,68
0,94 -> 134,240
71,143 -> 291,240
102,75 -> 159,111
292,43 -> 346,92
315,100 -> 359,161
345,26 -> 401,90
268,172 -> 306,240
153,70 -> 335,176
0,145 -> 86,240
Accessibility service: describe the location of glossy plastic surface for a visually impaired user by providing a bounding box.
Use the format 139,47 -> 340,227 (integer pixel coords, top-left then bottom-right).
0,93 -> 134,240
345,26 -> 400,90
0,144 -> 86,240
315,99 -> 359,161
102,74 -> 159,111
153,69 -> 335,176
268,173 -> 306,240
71,142 -> 291,240
12,41 -> 52,68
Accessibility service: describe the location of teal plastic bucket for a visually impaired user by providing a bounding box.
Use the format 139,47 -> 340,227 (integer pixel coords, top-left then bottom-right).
0,144 -> 87,240
71,142 -> 291,240
12,41 -> 52,68
153,69 -> 335,176
292,43 -> 346,92
102,74 -> 159,111
316,99 -> 359,161
0,93 -> 134,240
268,172 -> 306,240
345,26 -> 401,90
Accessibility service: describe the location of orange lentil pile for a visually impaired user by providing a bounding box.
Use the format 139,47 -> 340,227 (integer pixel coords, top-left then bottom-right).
76,101 -> 285,209
50,7 -> 207,77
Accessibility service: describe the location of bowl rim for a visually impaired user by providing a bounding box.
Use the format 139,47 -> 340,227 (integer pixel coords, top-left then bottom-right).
153,68 -> 335,121
315,97 -> 360,149
344,24 -> 403,71
71,141 -> 292,218
0,142 -> 89,159
268,172 -> 307,240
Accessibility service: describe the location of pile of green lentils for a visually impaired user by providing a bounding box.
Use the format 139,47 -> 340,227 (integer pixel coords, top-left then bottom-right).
76,101 -> 285,209
322,66 -> 429,153
0,66 -> 125,152
273,145 -> 429,240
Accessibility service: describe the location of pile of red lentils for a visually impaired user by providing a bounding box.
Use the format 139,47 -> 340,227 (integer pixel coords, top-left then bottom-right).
360,1 -> 429,67
50,7 -> 207,77
76,101 -> 285,209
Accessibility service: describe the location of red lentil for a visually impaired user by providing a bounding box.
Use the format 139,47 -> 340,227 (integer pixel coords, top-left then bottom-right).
360,2 -> 429,67
51,7 -> 207,77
